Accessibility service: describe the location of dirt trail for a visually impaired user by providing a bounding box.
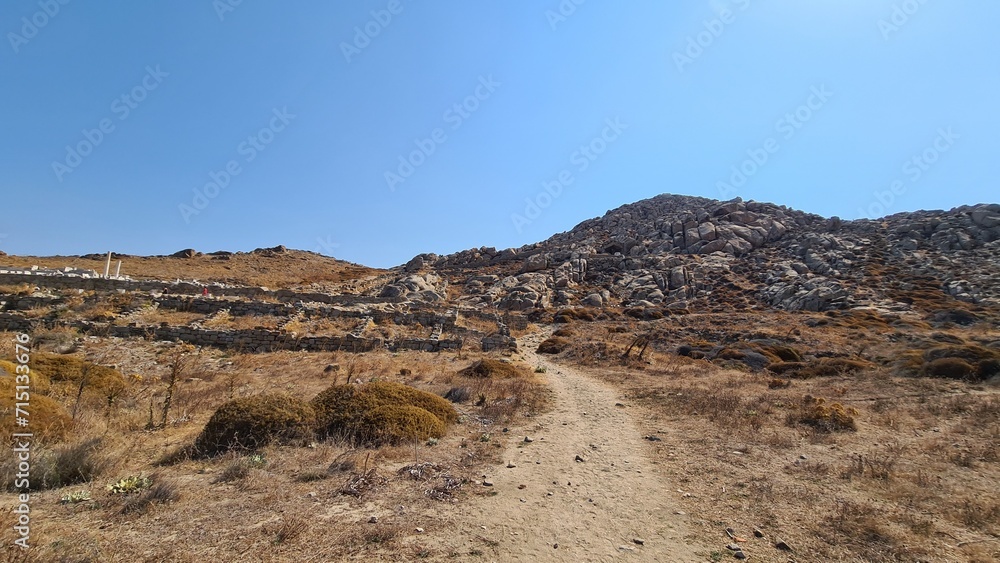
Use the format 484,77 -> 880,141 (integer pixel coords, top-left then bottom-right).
433,332 -> 706,562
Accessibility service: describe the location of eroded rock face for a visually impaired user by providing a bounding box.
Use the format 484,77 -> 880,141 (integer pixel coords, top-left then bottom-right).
379,273 -> 447,302
384,195 -> 1000,315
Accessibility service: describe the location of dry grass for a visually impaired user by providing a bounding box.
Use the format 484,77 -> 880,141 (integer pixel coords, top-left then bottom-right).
0,249 -> 381,289
551,313 -> 1000,561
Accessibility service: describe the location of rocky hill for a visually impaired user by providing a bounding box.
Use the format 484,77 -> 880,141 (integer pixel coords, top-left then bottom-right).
396,194 -> 1000,322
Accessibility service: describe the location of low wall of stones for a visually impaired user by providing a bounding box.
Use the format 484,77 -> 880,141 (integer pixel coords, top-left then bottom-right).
0,272 -> 404,307
0,313 -> 464,354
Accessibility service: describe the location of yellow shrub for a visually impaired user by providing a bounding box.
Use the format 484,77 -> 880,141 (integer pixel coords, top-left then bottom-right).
311,382 -> 456,446
0,377 -> 72,443
195,393 -> 315,455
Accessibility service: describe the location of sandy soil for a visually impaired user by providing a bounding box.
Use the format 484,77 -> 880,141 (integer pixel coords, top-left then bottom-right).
426,332 -> 708,562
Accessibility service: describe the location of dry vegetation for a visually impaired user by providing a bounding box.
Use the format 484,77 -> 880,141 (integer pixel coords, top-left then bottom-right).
0,250 -> 379,289
0,327 -> 548,561
541,311 -> 1000,562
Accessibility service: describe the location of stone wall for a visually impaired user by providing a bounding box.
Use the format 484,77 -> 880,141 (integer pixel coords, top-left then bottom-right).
0,313 -> 464,354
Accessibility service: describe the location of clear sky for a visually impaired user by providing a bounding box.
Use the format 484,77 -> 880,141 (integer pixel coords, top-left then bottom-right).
2,1 -> 997,268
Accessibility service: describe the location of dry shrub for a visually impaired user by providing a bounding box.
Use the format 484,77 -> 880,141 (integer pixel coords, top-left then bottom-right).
797,395 -> 857,432
977,358 -> 1000,379
767,362 -> 808,374
537,337 -> 571,354
824,500 -> 901,560
924,344 -> 999,364
752,344 -> 803,362
272,515 -> 309,544
552,327 -> 575,337
953,499 -> 1000,531
194,393 -> 315,455
780,358 -> 873,378
1,437 -> 109,492
0,377 -> 71,444
120,475 -> 180,515
361,406 -> 445,445
311,382 -> 456,446
30,353 -> 124,394
922,357 -> 976,380
459,359 -> 527,379
552,308 -> 597,323
768,378 -> 791,389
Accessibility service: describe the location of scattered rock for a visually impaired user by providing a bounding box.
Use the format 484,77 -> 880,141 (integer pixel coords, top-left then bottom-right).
575,455 -> 585,463
774,539 -> 793,551
368,516 -> 378,524
633,538 -> 645,545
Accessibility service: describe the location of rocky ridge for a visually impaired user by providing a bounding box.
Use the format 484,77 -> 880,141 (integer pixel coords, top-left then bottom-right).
397,194 -> 1000,319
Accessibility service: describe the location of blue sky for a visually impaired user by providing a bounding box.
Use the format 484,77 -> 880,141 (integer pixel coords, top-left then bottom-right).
2,1 -> 997,268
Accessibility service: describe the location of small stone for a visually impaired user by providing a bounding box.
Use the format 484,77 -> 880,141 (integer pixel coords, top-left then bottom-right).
503,427 -> 509,433
799,454 -> 808,460
547,492 -> 554,496
575,455 -> 585,462
633,538 -> 645,545
518,484 -> 526,489
482,481 -> 494,487
524,436 -> 534,443
305,492 -> 317,498
674,511 -> 686,515
553,543 -> 558,549
753,528 -> 764,538
615,402 -> 625,407
368,516 -> 378,524
727,543 -> 741,551
774,539 -> 792,551
415,527 -> 424,533
734,550 -> 747,560
519,498 -> 526,503
644,435 -> 662,442
618,545 -> 636,552
507,462 -> 517,468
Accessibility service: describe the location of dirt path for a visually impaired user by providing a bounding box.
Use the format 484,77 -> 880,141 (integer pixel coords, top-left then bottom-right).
431,332 -> 706,562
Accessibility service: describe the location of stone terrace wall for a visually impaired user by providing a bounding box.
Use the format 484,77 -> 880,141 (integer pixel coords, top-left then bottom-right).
0,313 -> 463,354
0,272 -> 404,306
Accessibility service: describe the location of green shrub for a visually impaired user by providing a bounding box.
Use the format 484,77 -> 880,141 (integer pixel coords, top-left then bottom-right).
194,393 -> 315,455
107,475 -> 152,495
311,382 -> 456,446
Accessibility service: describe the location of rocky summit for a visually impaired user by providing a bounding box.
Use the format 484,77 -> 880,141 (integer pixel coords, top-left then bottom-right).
400,194 -> 1000,320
